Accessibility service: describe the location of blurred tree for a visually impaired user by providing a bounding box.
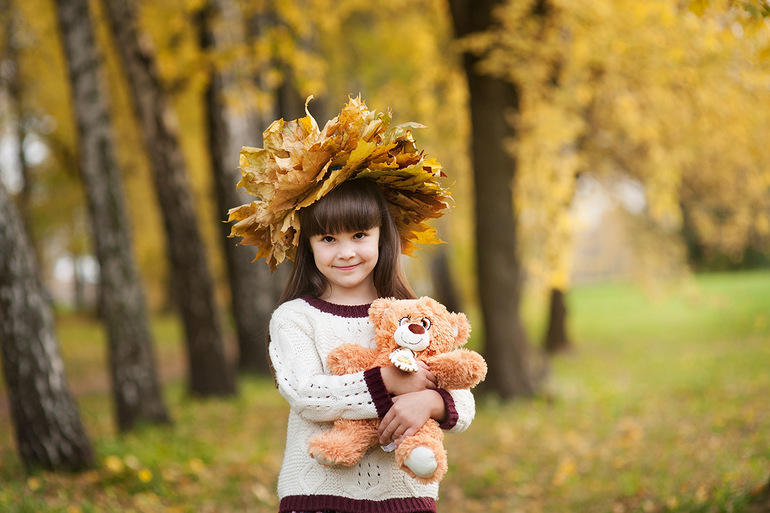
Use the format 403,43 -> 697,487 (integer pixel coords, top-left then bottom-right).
487,0 -> 581,355
3,0 -> 96,313
573,1 -> 770,272
315,0 -> 473,312
101,0 -> 235,396
0,3 -> 31,225
543,288 -> 570,354
55,0 -> 170,431
195,0 -> 271,374
429,247 -> 462,314
448,0 -> 541,398
698,3 -> 770,510
0,178 -> 95,472
474,0 -> 770,352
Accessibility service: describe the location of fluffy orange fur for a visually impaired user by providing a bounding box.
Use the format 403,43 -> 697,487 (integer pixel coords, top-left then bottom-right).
307,296 -> 487,484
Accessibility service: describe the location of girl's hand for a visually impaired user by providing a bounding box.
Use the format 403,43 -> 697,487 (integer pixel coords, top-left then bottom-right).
380,360 -> 437,396
378,389 -> 446,446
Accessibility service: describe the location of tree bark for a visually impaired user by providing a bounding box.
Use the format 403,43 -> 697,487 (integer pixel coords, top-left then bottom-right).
543,287 -> 571,354
2,2 -> 37,266
195,2 -> 271,374
55,0 -> 170,431
449,0 -> 538,398
749,479 -> 770,513
101,0 -> 235,396
430,246 -> 462,314
0,179 -> 95,472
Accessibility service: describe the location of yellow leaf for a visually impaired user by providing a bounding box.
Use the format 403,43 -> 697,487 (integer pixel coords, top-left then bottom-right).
104,455 -> 125,474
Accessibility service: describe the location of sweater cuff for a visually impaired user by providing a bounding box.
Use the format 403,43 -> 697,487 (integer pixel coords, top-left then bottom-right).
435,388 -> 458,430
364,367 -> 393,418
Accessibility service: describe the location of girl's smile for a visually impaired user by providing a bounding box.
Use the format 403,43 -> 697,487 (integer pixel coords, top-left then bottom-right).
309,227 -> 380,304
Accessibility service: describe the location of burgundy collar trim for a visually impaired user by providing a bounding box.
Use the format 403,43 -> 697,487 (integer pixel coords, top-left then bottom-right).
302,296 -> 371,318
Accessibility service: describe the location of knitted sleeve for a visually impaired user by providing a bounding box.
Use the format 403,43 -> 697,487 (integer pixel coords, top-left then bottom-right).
443,389 -> 476,433
269,305 -> 380,423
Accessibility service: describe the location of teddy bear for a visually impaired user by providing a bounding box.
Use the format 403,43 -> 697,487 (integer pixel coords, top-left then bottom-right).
306,296 -> 487,484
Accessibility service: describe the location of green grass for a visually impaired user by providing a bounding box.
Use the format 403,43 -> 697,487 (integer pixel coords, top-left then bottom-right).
1,270 -> 769,512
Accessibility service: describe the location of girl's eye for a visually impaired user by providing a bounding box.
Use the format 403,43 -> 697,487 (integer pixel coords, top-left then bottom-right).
421,318 -> 432,330
353,232 -> 366,240
399,316 -> 410,326
321,235 -> 335,243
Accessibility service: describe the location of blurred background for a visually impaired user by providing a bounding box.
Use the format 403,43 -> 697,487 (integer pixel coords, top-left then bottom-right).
1,0 -> 769,511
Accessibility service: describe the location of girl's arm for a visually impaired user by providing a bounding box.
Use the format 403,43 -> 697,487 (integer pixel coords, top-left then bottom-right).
376,386 -> 477,445
380,359 -> 437,395
376,358 -> 477,445
377,389 -> 445,445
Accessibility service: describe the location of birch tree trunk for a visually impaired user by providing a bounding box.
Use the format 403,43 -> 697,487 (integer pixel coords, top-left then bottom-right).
55,0 -> 170,431
101,0 -> 235,396
195,2 -> 270,374
449,0 -> 538,398
0,180 -> 95,471
2,2 -> 35,261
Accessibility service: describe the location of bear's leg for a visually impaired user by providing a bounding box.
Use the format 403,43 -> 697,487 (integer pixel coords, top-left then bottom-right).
395,420 -> 448,484
307,418 -> 380,467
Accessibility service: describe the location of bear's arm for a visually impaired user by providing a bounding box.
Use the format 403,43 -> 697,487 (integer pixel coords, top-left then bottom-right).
326,343 -> 381,375
425,349 -> 488,390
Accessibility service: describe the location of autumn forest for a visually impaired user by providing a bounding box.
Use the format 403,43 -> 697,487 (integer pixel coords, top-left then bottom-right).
1,0 -> 769,511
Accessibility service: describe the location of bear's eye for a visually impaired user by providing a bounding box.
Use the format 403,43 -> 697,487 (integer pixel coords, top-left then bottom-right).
399,316 -> 410,326
421,318 -> 432,330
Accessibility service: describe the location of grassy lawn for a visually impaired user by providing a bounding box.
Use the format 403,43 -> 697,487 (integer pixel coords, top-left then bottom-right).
1,270 -> 768,512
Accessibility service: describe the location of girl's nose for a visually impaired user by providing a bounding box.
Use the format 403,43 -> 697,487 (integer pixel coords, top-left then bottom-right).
337,242 -> 356,259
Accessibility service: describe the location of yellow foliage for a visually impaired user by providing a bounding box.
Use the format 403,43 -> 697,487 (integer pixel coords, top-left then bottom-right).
476,0 -> 770,287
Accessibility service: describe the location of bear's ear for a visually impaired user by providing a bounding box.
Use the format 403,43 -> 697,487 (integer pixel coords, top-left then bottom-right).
451,312 -> 472,347
369,297 -> 397,325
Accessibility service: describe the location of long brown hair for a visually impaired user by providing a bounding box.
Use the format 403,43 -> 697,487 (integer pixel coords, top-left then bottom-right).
278,178 -> 416,304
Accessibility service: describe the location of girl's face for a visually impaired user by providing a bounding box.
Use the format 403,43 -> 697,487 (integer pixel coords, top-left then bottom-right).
309,227 -> 380,304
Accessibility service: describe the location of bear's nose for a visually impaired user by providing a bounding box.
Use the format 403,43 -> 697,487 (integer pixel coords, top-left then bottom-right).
408,324 -> 425,335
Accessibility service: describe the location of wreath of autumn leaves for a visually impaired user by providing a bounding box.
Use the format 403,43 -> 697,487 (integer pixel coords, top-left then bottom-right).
227,96 -> 453,270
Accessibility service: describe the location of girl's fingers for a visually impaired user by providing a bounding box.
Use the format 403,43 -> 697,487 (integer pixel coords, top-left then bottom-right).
382,364 -> 437,395
379,420 -> 396,445
414,362 -> 436,387
378,410 -> 396,443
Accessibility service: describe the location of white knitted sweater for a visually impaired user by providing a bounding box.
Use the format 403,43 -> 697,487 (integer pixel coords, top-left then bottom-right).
268,297 -> 477,513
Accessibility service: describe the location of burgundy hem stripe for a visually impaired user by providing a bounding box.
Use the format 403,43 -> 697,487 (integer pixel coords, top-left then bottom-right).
280,494 -> 437,513
302,296 -> 371,318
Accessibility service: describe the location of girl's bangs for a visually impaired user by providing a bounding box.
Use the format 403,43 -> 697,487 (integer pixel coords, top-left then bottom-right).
302,179 -> 383,237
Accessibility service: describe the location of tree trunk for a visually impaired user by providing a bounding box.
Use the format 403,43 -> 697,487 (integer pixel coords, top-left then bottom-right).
195,2 -> 271,374
101,0 -> 235,396
0,180 -> 95,472
55,0 -> 170,431
449,0 -> 538,398
430,246 -> 462,314
2,2 -> 37,267
749,479 -> 770,513
238,0 -> 301,330
543,287 -> 571,354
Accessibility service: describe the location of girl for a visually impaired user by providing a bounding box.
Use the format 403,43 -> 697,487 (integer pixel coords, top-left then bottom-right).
268,178 -> 477,513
